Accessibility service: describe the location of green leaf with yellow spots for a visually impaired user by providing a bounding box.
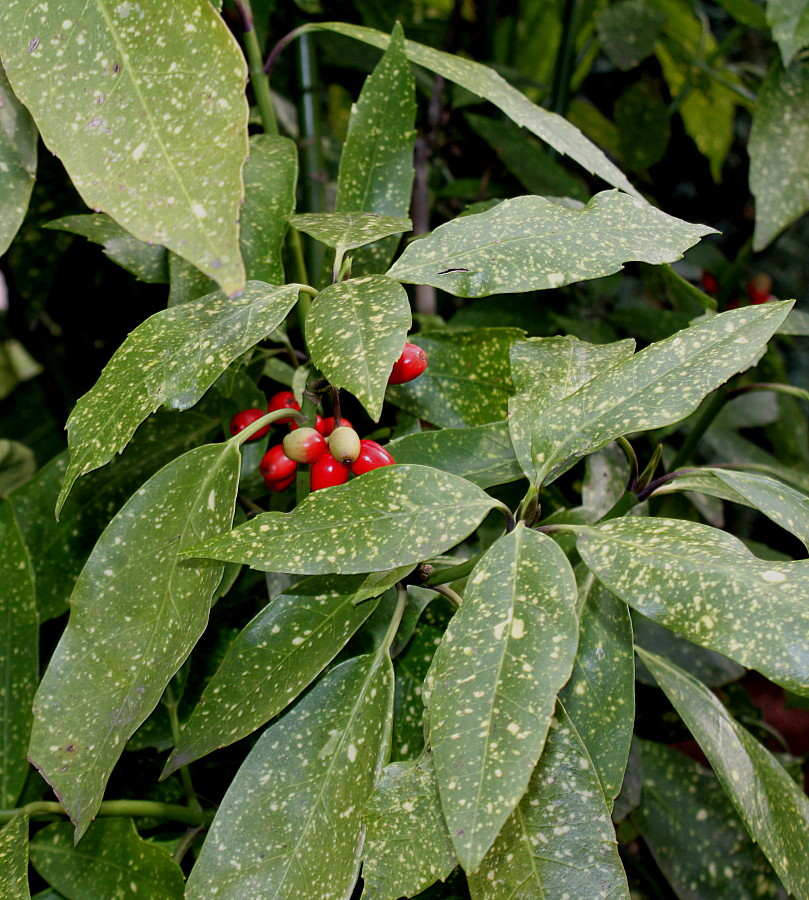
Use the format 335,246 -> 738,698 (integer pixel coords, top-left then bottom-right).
386,329 -> 522,429
575,517 -> 809,696
363,753 -> 457,900
386,191 -> 714,298
302,21 -> 640,198
29,819 -> 184,900
184,465 -> 502,575
467,704 -> 630,899
767,0 -> 809,66
0,504 -> 36,809
388,421 -> 523,489
57,281 -> 300,513
0,62 -> 36,258
0,811 -> 29,900
28,440 -> 240,840
335,23 -> 416,276
163,568 -> 410,775
0,0 -> 248,296
559,578 -> 634,804
186,651 -> 393,900
290,212 -> 412,252
638,648 -> 809,898
306,275 -> 411,421
632,739 -> 781,899
508,335 -> 634,485
428,525 -> 579,872
531,302 -> 793,486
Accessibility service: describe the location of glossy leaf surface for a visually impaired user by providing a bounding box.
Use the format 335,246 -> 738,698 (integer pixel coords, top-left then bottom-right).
58,281 -> 299,511
29,819 -> 184,900
0,812 -> 29,900
290,212 -> 411,251
306,275 -> 411,421
767,0 -> 809,65
185,465 -> 501,575
0,62 -> 36,257
0,504 -> 36,808
386,329 -> 522,428
638,648 -> 809,898
165,569 -> 409,773
467,705 -> 629,899
186,652 -> 393,900
387,191 -> 714,297
531,302 -> 792,485
429,526 -> 579,871
29,442 -> 240,838
576,517 -> 809,695
0,0 -> 248,295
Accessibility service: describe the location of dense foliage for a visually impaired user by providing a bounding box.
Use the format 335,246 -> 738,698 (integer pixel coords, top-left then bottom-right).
1,1 -> 808,898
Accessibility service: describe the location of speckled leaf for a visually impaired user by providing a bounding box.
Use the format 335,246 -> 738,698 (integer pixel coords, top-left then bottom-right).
11,405 -> 218,622
185,465 -> 501,575
164,568 -> 409,773
576,517 -> 809,696
386,192 -> 713,298
45,214 -> 168,282
429,525 -> 579,872
291,212 -> 411,261
29,819 -> 184,900
632,739 -> 781,899
0,504 -> 36,809
58,281 -> 300,512
389,421 -> 523,489
467,705 -> 629,900
750,61 -> 809,250
387,329 -> 522,429
305,22 -> 640,198
241,134 -> 298,283
0,1 -> 248,295
306,275 -> 411,421
29,441 -> 240,839
0,812 -> 29,900
186,651 -> 393,900
531,302 -> 793,486
508,335 -> 634,484
582,442 -> 631,518
768,0 -> 809,65
0,62 -> 36,257
559,579 -> 634,804
638,648 -> 809,898
336,24 -> 417,275
655,467 -> 809,550
596,0 -> 667,70
363,753 -> 457,899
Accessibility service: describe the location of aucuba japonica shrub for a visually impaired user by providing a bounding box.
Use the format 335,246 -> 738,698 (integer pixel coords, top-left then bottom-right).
1,1 -> 809,898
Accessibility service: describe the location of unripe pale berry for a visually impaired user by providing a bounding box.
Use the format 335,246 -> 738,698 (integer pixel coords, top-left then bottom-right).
283,427 -> 327,464
267,390 -> 301,424
388,343 -> 428,385
321,416 -> 353,437
310,454 -> 349,491
350,440 -> 395,476
328,426 -> 361,465
265,472 -> 296,492
260,444 -> 297,483
230,408 -> 270,440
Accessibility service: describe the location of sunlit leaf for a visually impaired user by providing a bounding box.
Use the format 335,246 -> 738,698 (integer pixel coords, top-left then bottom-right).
58,281 -> 300,512
0,0 -> 248,295
29,441 -> 240,839
429,525 -> 579,871
185,465 -> 502,575
29,819 -> 184,900
0,62 -> 36,257
638,648 -> 809,897
186,651 -> 393,900
467,705 -> 629,899
290,212 -> 411,252
306,275 -> 411,421
767,0 -> 809,65
0,812 -> 29,900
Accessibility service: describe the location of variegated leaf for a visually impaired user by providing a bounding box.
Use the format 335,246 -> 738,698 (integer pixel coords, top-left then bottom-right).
0,62 -> 36,257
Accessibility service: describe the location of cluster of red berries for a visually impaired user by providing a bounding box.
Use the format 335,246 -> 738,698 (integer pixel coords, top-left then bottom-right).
700,270 -> 775,308
228,342 -> 428,493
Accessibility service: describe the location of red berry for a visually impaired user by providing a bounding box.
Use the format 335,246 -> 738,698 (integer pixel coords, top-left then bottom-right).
321,416 -> 353,437
267,391 -> 301,424
230,408 -> 270,441
283,427 -> 327,464
700,270 -> 720,294
310,454 -> 349,491
747,273 -> 773,305
265,472 -> 296,492
727,297 -> 741,310
350,440 -> 395,476
388,343 -> 428,385
290,413 -> 324,433
259,444 -> 297,483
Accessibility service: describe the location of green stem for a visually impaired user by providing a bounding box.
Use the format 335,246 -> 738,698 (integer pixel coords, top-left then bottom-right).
0,800 -> 209,827
164,684 -> 201,815
670,389 -> 730,470
238,0 -> 279,136
423,554 -> 482,586
381,584 -> 409,655
230,408 -> 306,446
429,583 -> 462,609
